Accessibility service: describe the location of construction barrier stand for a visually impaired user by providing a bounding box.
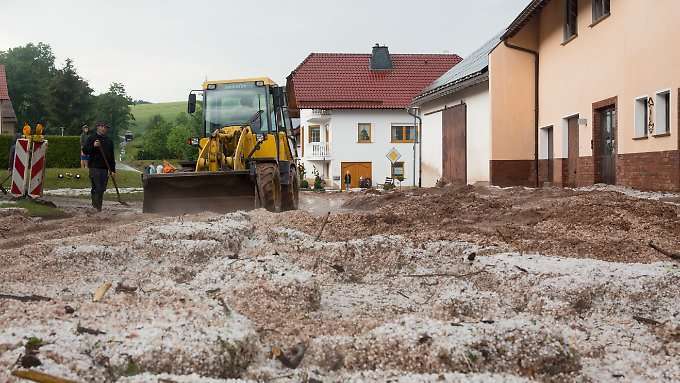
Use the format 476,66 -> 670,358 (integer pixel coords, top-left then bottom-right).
28,140 -> 48,198
10,139 -> 30,197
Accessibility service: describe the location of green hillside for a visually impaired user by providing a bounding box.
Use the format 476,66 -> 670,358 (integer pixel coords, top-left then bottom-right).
129,102 -> 187,134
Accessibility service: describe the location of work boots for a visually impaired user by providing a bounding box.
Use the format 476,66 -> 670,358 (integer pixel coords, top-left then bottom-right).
91,193 -> 104,211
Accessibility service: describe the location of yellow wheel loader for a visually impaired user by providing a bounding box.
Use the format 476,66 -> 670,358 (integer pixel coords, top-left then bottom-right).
142,77 -> 300,214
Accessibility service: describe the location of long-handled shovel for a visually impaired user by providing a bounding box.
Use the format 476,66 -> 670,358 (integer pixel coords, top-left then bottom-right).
97,145 -> 129,206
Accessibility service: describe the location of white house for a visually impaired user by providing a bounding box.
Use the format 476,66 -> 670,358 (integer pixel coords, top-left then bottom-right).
411,33 -> 502,187
287,45 -> 461,189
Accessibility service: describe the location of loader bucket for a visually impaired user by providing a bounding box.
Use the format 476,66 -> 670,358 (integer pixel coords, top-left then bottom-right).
142,171 -> 255,214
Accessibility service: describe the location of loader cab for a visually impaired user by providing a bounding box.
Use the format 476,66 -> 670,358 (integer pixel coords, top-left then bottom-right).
193,78 -> 279,137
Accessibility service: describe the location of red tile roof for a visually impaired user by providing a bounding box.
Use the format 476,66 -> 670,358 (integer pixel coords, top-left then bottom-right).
287,53 -> 462,110
0,65 -> 10,101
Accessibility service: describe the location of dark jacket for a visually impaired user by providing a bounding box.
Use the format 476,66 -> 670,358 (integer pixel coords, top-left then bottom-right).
83,133 -> 115,172
80,132 -> 90,149
344,174 -> 351,185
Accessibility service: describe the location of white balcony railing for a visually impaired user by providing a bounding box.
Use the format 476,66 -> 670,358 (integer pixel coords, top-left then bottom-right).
307,109 -> 331,124
308,142 -> 331,158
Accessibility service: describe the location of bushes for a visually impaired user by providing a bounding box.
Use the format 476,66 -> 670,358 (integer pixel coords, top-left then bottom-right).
311,165 -> 325,191
45,136 -> 80,168
0,135 -> 12,169
0,134 -> 80,169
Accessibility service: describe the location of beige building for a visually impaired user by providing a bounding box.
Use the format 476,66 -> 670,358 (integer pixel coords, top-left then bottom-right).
490,0 -> 680,190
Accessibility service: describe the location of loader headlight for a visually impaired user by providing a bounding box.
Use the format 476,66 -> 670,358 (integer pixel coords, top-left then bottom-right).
256,134 -> 265,141
207,83 -> 217,90
255,81 -> 265,87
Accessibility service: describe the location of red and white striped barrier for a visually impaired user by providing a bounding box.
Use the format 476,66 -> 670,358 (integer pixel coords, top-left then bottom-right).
9,137 -> 49,199
10,139 -> 30,198
28,140 -> 48,198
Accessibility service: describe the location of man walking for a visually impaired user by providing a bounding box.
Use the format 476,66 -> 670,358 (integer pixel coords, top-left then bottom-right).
83,122 -> 115,211
344,170 -> 351,192
80,124 -> 90,168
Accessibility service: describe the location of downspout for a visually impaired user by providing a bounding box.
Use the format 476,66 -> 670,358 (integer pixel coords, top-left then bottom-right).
407,108 -> 423,187
503,40 -> 540,187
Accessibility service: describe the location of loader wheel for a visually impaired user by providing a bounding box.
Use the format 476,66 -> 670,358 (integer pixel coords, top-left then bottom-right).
255,163 -> 282,212
281,167 -> 300,211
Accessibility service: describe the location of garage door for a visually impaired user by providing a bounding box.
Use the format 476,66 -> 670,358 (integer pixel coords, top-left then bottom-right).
442,104 -> 467,184
341,162 -> 372,188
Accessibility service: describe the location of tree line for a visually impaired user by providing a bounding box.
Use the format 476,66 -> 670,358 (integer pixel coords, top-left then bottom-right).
135,107 -> 203,162
0,42 -> 133,138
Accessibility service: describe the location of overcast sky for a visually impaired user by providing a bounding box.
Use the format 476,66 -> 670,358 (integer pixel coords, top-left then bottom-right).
1,0 -> 528,103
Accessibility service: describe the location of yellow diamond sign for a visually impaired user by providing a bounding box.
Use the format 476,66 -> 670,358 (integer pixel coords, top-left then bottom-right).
386,147 -> 401,163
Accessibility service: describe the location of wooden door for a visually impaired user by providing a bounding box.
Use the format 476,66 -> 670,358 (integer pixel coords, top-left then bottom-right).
442,104 -> 467,184
341,162 -> 372,189
567,116 -> 579,187
599,107 -> 617,184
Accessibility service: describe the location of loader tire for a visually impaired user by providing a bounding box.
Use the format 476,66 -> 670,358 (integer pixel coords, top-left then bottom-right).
255,162 -> 282,212
281,167 -> 300,211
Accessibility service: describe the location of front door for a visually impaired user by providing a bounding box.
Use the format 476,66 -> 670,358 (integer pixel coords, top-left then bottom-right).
599,107 -> 617,184
567,116 -> 579,187
442,104 -> 467,184
341,162 -> 372,189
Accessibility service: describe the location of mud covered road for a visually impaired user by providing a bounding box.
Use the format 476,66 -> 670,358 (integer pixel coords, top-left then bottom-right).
0,185 -> 679,382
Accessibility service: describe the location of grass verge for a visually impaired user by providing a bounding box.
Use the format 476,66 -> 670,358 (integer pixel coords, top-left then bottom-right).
0,168 -> 143,190
0,199 -> 69,219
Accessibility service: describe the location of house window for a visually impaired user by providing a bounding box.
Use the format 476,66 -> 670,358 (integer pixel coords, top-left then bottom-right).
634,97 -> 649,138
564,0 -> 578,42
391,125 -> 416,143
309,125 -> 320,143
656,91 -> 671,135
357,123 -> 372,142
592,0 -> 610,23
391,162 -> 405,181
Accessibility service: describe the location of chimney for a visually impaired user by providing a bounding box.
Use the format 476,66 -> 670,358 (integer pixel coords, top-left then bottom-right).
370,43 -> 393,70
